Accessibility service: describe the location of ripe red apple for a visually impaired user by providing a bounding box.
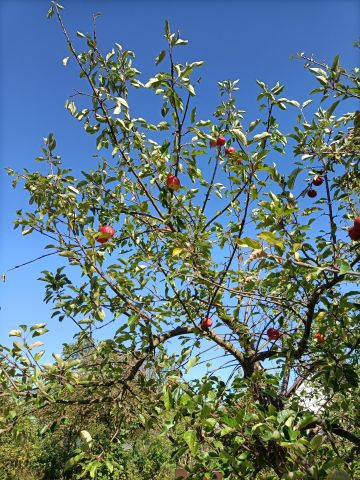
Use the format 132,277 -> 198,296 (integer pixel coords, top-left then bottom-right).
307,189 -> 317,198
210,139 -> 217,148
348,226 -> 360,241
216,136 -> 226,147
353,216 -> 360,232
97,225 -> 115,244
225,146 -> 236,156
314,332 -> 326,343
201,317 -> 213,330
267,328 -> 281,340
312,175 -> 324,186
166,174 -> 180,192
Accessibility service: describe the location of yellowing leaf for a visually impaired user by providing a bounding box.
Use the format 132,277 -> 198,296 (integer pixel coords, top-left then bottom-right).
186,356 -> 199,372
237,237 -> 261,249
9,329 -> 22,337
28,341 -> 44,351
80,430 -> 93,451
257,231 -> 284,248
172,247 -> 183,256
13,341 -> 23,350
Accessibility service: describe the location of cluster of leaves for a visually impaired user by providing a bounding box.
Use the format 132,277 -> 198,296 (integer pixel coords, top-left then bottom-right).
0,340 -> 176,479
1,2 -> 360,478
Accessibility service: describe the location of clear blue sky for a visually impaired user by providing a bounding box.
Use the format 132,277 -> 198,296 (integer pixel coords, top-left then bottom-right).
0,0 -> 359,358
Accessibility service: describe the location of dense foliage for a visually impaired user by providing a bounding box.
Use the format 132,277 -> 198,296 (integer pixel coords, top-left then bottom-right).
1,2 -> 359,478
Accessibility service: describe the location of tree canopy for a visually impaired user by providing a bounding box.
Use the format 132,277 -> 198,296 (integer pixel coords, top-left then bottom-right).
1,2 -> 359,479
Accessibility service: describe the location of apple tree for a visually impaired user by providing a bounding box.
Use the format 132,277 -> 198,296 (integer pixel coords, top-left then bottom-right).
1,2 -> 360,478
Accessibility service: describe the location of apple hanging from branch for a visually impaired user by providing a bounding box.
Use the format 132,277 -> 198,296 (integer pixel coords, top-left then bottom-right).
312,175 -> 324,186
267,328 -> 282,340
216,136 -> 226,147
201,317 -> 213,330
97,225 -> 115,244
166,174 -> 181,192
307,189 -> 317,198
314,333 -> 326,343
225,146 -> 236,156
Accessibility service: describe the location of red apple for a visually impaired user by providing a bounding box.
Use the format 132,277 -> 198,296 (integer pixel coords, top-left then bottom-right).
314,332 -> 326,343
201,317 -> 213,330
312,175 -> 324,186
210,139 -> 217,148
97,225 -> 115,244
216,136 -> 226,147
166,174 -> 180,192
348,226 -> 360,241
267,328 -> 281,340
225,146 -> 236,156
353,216 -> 360,232
307,189 -> 317,198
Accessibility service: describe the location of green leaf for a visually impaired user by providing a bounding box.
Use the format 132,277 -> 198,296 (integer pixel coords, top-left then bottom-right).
155,50 -> 166,65
58,250 -> 77,258
164,20 -> 171,39
277,409 -> 294,424
287,167 -> 302,190
163,389 -> 172,410
64,453 -> 86,472
309,67 -> 328,77
46,6 -> 54,19
68,186 -> 79,195
183,430 -> 198,453
22,228 -> 34,236
185,84 -> 195,96
310,434 -> 323,450
175,38 -> 188,46
252,132 -> 272,142
331,54 -> 340,72
248,119 -> 261,133
231,128 -> 247,146
339,260 -> 350,274
277,98 -> 300,108
30,323 -> 46,331
34,350 -> 45,362
296,413 -> 318,430
326,100 -> 340,118
114,97 -> 129,114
